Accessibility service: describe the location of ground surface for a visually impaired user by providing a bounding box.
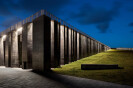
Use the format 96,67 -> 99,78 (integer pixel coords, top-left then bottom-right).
53,49 -> 133,86
0,67 -> 133,88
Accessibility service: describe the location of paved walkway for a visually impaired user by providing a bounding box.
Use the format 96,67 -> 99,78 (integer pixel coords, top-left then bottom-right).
0,66 -> 133,88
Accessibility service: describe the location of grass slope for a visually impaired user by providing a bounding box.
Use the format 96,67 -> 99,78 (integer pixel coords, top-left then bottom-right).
53,49 -> 133,86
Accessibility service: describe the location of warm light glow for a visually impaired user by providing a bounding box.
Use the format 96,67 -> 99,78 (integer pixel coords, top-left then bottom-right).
2,35 -> 7,40
17,27 -> 23,33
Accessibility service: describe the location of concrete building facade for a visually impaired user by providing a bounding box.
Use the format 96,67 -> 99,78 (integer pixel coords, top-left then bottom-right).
0,10 -> 110,72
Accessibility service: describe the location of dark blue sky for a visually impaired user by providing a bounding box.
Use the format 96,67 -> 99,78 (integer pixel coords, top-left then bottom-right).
0,0 -> 133,48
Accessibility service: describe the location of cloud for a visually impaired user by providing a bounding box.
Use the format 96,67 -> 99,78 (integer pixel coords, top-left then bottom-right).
0,0 -> 12,16
0,0 -> 70,16
19,0 -> 70,14
128,22 -> 133,26
70,2 -> 121,33
0,17 -> 21,28
96,22 -> 109,33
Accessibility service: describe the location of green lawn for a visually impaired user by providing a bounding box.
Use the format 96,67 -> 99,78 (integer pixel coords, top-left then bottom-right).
53,49 -> 133,86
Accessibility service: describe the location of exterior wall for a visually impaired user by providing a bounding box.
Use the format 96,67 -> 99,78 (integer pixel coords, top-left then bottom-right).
11,30 -> 19,67
77,33 -> 79,60
68,28 -> 72,62
32,15 -> 51,71
60,25 -> 65,65
0,14 -> 110,72
54,22 -> 60,67
0,36 -> 5,66
5,33 -> 11,67
64,26 -> 69,64
22,23 -> 33,69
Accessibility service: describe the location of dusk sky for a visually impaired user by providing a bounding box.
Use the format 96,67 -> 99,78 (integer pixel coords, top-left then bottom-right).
0,0 -> 133,48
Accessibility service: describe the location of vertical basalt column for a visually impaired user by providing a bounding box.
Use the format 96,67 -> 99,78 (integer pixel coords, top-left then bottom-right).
54,22 -> 60,67
84,36 -> 87,57
71,29 -> 74,62
18,34 -> 22,67
5,33 -> 11,67
33,15 -> 51,71
90,39 -> 94,55
0,36 -> 5,66
11,30 -> 19,67
22,23 -> 33,69
79,34 -> 82,59
100,44 -> 102,52
73,31 -> 77,61
60,25 -> 65,65
50,20 -> 54,67
101,44 -> 104,52
95,41 -> 98,54
87,38 -> 91,56
64,26 -> 68,64
81,35 -> 84,58
77,33 -> 79,60
68,28 -> 71,62
97,43 -> 100,53
93,40 -> 96,54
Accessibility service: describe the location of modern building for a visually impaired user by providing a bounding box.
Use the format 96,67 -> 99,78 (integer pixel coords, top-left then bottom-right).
0,10 -> 110,72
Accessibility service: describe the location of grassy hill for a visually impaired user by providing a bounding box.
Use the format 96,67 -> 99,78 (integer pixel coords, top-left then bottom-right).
53,49 -> 133,86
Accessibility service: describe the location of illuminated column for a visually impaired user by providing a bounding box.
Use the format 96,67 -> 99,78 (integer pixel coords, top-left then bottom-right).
77,32 -> 79,60
81,35 -> 84,58
32,15 -> 51,71
87,38 -> 91,56
71,29 -> 74,61
85,36 -> 87,57
73,31 -> 77,61
68,28 -> 71,62
5,33 -> 11,67
22,23 -> 33,69
54,22 -> 60,67
50,20 -> 54,67
79,34 -> 82,59
90,39 -> 94,55
97,42 -> 100,53
60,25 -> 64,65
64,26 -> 68,64
0,35 -> 6,66
11,30 -> 19,67
96,41 -> 98,53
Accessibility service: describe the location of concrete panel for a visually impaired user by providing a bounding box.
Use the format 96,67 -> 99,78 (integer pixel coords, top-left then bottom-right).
54,22 -> 60,67
22,23 -> 33,69
60,25 -> 65,65
90,39 -> 94,55
79,34 -> 82,59
5,33 -> 11,67
84,36 -> 87,57
77,33 -> 79,60
11,30 -> 19,67
87,38 -> 91,56
68,28 -> 71,62
81,35 -> 84,58
71,29 -> 74,62
0,36 -> 6,66
97,43 -> 100,53
64,26 -> 69,64
18,34 -> 22,67
50,20 -> 55,67
73,31 -> 77,61
33,15 -> 51,71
